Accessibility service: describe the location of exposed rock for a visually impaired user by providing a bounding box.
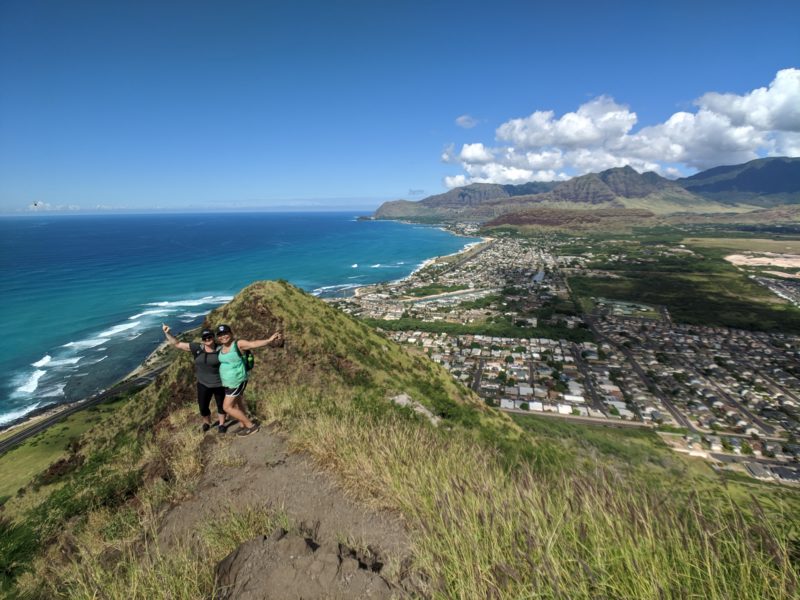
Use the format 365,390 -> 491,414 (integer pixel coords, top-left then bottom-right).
390,393 -> 441,427
214,529 -> 395,600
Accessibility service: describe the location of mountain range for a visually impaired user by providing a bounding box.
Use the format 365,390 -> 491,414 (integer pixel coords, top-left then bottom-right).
373,157 -> 800,223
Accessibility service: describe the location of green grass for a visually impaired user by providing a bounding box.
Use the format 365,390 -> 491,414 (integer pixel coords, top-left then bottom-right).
0,396 -> 130,503
511,413 -> 673,468
251,385 -> 799,599
512,414 -> 800,526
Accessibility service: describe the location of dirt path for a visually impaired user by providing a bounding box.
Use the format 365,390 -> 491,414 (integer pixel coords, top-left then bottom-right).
157,424 -> 411,597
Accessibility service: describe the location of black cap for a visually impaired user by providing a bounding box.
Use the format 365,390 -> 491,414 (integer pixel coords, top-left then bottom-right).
201,329 -> 214,338
216,324 -> 232,335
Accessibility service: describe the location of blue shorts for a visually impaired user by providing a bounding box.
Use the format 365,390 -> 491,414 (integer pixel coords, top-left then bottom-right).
224,380 -> 248,397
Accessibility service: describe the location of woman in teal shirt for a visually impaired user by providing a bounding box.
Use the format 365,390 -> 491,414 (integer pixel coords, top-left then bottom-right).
215,323 -> 282,436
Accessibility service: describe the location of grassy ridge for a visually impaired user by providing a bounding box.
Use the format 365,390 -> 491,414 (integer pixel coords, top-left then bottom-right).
1,281 -> 798,598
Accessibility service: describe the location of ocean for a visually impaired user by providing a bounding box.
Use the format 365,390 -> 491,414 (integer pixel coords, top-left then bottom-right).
0,212 -> 480,426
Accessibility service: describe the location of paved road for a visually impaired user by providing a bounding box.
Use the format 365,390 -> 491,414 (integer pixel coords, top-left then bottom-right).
674,355 -> 776,436
500,407 -> 651,428
0,366 -> 167,456
571,342 -> 605,412
470,358 -> 486,393
586,317 -> 695,431
710,452 -> 797,468
437,239 -> 496,276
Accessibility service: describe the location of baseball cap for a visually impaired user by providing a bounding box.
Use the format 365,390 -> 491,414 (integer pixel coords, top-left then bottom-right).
216,324 -> 232,335
201,329 -> 214,339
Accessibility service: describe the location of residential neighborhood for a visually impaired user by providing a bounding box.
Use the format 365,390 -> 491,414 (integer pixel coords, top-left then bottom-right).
326,233 -> 800,485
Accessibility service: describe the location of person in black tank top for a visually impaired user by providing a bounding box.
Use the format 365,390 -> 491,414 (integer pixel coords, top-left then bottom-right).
162,324 -> 228,433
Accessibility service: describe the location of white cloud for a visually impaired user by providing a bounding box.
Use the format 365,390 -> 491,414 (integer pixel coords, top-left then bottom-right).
697,68 -> 800,132
456,114 -> 479,129
459,143 -> 494,163
773,131 -> 800,156
442,68 -> 800,188
444,174 -> 468,188
441,143 -> 457,163
496,96 -> 637,149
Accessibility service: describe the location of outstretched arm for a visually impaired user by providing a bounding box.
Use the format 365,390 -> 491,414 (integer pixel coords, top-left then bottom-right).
237,332 -> 283,351
162,324 -> 191,352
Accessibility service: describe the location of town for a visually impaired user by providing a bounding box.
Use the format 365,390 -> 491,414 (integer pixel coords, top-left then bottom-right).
327,232 -> 800,485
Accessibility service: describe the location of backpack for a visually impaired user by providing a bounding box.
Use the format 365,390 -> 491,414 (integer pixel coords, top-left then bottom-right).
233,341 -> 255,371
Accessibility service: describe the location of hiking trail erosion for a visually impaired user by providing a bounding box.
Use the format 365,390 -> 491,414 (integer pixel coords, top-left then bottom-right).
157,423 -> 414,599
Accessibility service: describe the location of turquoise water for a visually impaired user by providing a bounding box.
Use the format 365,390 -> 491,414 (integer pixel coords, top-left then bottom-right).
0,212 -> 479,426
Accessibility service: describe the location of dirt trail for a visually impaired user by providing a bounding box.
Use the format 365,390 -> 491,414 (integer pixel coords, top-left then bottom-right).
157,423 -> 412,598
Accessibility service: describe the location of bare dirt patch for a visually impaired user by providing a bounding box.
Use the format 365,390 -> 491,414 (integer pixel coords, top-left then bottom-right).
725,253 -> 800,268
157,424 -> 411,597
215,528 -> 393,599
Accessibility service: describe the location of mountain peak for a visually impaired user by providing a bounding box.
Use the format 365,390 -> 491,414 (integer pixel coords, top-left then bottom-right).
372,157 -> 800,221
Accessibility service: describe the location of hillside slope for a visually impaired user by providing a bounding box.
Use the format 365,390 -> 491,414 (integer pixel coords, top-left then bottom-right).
677,156 -> 800,205
2,281 -> 797,599
374,164 -> 753,222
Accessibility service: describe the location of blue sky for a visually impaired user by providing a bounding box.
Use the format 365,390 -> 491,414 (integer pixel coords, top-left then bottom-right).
1,1 -> 798,212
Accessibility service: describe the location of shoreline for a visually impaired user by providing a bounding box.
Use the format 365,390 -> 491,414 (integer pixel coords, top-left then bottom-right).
1,221 -> 476,434
0,336 -> 179,437
352,235 -> 493,298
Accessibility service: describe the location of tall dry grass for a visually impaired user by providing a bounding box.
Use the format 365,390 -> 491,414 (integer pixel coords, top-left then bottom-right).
250,384 -> 798,599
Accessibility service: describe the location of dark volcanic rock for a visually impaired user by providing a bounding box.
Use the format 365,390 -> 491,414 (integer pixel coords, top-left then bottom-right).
215,529 -> 395,600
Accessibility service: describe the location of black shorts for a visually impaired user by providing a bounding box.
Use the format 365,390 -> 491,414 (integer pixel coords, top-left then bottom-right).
197,383 -> 226,417
224,380 -> 248,398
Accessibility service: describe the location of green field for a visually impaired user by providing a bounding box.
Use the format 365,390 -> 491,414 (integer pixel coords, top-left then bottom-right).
683,237 -> 800,253
0,397 -> 130,505
570,273 -> 800,332
566,239 -> 800,332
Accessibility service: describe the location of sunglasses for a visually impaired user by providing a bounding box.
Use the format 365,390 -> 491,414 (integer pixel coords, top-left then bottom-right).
202,334 -> 214,340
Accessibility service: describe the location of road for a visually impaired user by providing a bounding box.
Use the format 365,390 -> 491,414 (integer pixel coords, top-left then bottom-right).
571,342 -> 606,412
470,358 -> 486,393
500,407 -> 651,428
0,366 -> 167,456
710,452 -> 797,468
673,355 -> 776,436
436,239 -> 496,276
585,317 -> 695,431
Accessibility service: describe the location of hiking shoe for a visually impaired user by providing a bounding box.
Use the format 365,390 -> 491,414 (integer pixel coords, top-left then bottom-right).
202,423 -> 210,433
218,424 -> 228,434
237,423 -> 260,437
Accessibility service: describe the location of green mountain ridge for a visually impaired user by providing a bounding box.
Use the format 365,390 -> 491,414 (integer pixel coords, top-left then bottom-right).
678,157 -> 800,206
374,157 -> 800,222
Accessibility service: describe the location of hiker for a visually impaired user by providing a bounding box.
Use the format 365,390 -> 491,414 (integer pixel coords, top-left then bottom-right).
161,324 -> 228,433
215,323 -> 283,437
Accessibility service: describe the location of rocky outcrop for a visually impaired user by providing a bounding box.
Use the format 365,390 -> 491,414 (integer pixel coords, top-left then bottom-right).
214,529 -> 395,600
